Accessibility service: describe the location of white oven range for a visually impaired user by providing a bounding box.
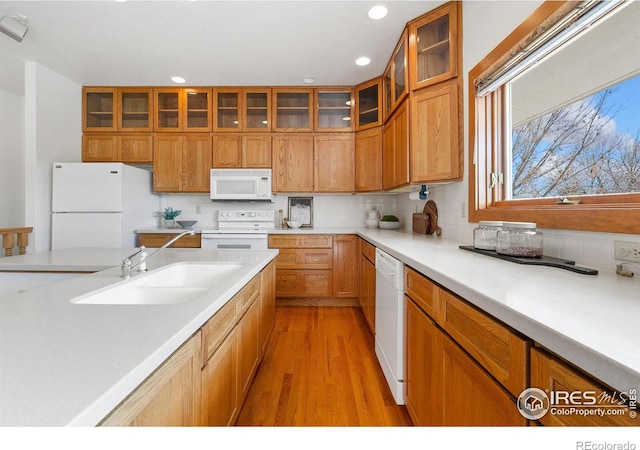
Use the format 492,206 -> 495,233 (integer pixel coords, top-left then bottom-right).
200,209 -> 275,250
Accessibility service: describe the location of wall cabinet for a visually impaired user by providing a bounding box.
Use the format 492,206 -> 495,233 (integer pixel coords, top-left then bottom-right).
273,88 -> 313,132
383,29 -> 408,121
153,134 -> 212,193
410,79 -> 461,183
83,87 -> 116,131
82,134 -> 153,163
355,77 -> 382,131
315,88 -> 354,132
118,88 -> 154,132
272,134 -> 314,192
404,266 -> 528,426
155,88 -> 211,132
355,127 -> 383,192
213,88 -> 272,132
212,134 -> 272,168
314,134 -> 355,192
358,238 -> 376,333
408,2 -> 460,90
100,333 -> 202,426
382,99 -> 409,190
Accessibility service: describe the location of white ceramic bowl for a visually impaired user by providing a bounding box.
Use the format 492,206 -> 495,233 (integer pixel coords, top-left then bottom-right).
287,220 -> 302,229
365,219 -> 379,228
379,221 -> 400,230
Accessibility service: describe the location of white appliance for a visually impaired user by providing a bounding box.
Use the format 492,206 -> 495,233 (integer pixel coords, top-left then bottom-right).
200,209 -> 275,249
51,162 -> 159,250
375,248 -> 405,404
210,168 -> 273,202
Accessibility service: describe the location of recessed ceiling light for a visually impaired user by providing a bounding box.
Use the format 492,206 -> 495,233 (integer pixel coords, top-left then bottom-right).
368,5 -> 388,20
355,57 -> 371,66
303,76 -> 316,84
171,76 -> 186,84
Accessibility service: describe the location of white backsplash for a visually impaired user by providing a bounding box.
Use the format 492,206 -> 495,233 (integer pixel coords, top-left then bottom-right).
159,193 -> 398,229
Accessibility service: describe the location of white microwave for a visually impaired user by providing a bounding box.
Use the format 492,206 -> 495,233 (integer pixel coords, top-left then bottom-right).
210,168 -> 273,201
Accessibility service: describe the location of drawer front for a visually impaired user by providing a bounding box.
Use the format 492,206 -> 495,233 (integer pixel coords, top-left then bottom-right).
276,248 -> 333,269
275,270 -> 332,297
236,274 -> 261,314
269,234 -> 333,249
201,295 -> 239,364
435,288 -> 529,397
405,266 -> 436,318
360,238 -> 376,263
137,233 -> 201,248
531,347 -> 639,426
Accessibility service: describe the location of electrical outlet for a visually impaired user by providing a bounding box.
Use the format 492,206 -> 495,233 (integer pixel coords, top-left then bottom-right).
614,241 -> 640,262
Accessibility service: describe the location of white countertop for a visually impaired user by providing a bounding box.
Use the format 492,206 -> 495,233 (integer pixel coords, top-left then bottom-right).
0,248 -> 278,426
1,229 -> 639,426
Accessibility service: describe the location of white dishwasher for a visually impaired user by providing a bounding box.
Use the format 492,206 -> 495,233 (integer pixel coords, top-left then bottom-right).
375,248 -> 405,405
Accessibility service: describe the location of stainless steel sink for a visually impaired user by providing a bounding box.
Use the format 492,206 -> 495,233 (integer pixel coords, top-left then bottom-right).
70,262 -> 242,305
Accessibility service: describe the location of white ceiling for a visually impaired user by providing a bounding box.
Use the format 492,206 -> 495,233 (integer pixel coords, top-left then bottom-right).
0,0 -> 445,95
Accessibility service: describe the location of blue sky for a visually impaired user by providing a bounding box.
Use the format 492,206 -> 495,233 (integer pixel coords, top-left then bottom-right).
607,74 -> 640,136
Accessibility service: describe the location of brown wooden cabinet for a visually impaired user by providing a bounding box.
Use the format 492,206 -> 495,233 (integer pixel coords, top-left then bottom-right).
410,79 -> 462,183
212,134 -> 271,168
137,233 -> 201,248
315,88 -> 354,132
355,77 -> 382,131
259,261 -> 276,355
100,333 -> 202,426
83,87 -> 116,131
155,88 -> 211,132
383,29 -> 408,121
358,238 -> 376,333
332,235 -> 358,298
355,127 -> 383,192
404,266 -> 529,426
118,88 -> 154,132
314,134 -> 355,192
531,347 -> 639,426
272,134 -> 314,192
382,99 -> 409,190
273,88 -> 313,132
153,134 -> 212,193
408,1 -> 460,90
82,134 -> 154,163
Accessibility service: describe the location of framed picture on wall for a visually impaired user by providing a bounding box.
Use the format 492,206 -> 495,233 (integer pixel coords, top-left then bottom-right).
288,197 -> 313,228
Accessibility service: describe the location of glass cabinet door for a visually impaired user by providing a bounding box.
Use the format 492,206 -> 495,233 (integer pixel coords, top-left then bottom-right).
384,65 -> 393,118
214,89 -> 241,131
273,89 -> 313,131
118,88 -> 152,132
356,77 -> 382,130
409,2 -> 459,90
393,39 -> 407,104
244,90 -> 271,131
316,89 -> 353,131
83,88 -> 116,131
155,90 -> 181,132
184,89 -> 211,131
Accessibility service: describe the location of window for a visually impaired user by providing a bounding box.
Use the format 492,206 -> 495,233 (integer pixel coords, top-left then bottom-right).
469,0 -> 640,234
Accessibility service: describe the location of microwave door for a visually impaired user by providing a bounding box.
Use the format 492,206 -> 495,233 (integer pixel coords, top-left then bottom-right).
212,176 -> 259,200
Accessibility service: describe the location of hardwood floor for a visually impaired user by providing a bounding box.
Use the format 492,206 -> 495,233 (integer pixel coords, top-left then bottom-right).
235,305 -> 412,426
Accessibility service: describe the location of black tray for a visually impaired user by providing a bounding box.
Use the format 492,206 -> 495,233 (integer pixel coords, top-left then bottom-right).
459,246 -> 598,275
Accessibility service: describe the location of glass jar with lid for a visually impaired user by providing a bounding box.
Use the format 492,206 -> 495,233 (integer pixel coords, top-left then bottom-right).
473,221 -> 503,250
496,222 -> 543,257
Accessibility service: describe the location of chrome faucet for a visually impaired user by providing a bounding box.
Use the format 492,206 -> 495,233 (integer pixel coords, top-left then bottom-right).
121,229 -> 196,279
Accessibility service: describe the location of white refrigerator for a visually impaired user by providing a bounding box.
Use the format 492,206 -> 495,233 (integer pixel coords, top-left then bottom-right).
51,162 -> 160,250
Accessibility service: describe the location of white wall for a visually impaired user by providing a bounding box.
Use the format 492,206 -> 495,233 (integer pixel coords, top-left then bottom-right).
0,88 -> 24,228
397,1 -> 640,273
24,62 -> 82,252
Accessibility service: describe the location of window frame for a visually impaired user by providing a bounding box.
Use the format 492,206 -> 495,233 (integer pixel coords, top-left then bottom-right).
468,0 -> 640,235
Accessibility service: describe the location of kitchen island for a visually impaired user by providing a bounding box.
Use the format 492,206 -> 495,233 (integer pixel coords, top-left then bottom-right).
0,247 -> 277,426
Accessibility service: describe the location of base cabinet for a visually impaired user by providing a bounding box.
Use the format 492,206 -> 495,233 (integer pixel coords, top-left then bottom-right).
358,238 -> 376,333
201,327 -> 239,426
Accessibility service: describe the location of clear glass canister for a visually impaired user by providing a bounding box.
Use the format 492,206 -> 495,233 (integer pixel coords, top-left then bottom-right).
473,221 -> 503,250
496,222 -> 543,257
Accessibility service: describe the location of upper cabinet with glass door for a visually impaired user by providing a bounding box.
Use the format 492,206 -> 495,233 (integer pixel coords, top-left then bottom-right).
315,88 -> 354,132
355,77 -> 382,131
408,2 -> 460,90
83,87 -> 116,131
272,88 -> 313,132
213,88 -> 271,132
383,29 -> 408,121
154,88 -> 211,132
118,88 -> 153,132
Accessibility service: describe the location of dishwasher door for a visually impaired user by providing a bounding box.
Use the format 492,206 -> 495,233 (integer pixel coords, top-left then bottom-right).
374,248 -> 405,404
